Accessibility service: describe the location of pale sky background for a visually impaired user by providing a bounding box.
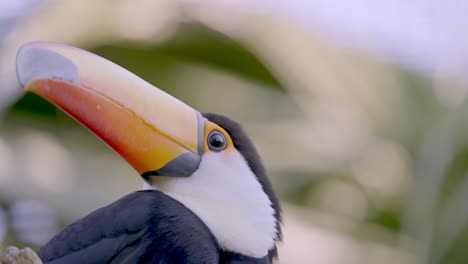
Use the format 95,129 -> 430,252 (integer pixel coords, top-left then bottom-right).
184,0 -> 468,82
1,0 -> 466,81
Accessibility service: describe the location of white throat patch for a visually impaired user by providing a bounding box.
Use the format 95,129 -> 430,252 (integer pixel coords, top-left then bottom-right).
153,150 -> 277,258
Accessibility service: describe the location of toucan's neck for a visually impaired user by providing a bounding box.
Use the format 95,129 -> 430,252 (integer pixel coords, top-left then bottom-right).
146,151 -> 278,258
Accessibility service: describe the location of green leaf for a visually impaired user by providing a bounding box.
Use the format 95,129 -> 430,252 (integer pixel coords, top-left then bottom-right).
91,24 -> 283,91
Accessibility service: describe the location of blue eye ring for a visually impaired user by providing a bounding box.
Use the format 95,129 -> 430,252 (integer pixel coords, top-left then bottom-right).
207,130 -> 227,152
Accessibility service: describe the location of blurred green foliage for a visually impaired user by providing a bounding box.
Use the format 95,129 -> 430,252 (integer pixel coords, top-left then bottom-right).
92,25 -> 283,90
2,17 -> 468,264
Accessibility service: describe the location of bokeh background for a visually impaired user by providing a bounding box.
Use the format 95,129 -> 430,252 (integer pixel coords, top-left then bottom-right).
1,1 -> 467,263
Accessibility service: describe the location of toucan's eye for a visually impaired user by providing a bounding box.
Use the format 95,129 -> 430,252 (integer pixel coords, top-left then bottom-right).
208,130 -> 227,152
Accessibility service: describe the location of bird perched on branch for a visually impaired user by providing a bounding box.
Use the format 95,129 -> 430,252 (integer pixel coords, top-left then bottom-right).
14,42 -> 282,264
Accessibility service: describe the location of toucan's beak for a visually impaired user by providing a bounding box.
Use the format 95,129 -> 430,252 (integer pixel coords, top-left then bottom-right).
16,41 -> 205,179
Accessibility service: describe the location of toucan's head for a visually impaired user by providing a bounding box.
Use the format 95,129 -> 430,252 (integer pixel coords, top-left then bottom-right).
16,42 -> 282,259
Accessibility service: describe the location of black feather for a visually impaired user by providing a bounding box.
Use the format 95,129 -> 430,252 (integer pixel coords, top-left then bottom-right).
38,190 -> 219,264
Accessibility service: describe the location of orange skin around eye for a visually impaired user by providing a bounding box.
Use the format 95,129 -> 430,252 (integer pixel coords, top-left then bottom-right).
203,121 -> 234,153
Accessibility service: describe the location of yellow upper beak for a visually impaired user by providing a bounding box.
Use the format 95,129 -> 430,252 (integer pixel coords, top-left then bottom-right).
16,41 -> 205,178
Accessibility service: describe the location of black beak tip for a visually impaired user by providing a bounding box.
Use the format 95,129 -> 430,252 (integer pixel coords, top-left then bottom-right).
16,42 -> 79,87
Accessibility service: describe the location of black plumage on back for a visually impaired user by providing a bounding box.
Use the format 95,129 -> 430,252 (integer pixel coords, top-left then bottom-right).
38,190 -> 219,264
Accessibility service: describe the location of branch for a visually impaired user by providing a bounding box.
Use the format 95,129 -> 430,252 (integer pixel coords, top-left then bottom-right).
0,246 -> 42,264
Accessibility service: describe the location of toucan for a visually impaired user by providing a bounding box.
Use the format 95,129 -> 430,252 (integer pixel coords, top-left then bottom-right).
15,42 -> 282,264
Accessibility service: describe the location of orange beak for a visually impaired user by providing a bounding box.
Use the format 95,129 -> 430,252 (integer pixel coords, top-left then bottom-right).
16,41 -> 205,179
